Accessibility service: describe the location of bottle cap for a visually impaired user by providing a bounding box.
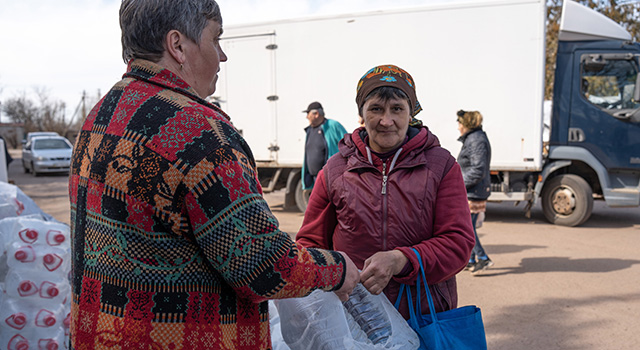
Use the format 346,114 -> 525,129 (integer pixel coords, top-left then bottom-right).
14,313 -> 26,326
40,339 -> 59,350
19,281 -> 32,292
44,315 -> 56,326
47,286 -> 59,297
15,250 -> 27,261
44,254 -> 55,264
26,229 -> 38,240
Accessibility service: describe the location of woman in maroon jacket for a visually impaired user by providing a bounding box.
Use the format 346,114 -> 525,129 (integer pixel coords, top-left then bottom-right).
296,65 -> 475,319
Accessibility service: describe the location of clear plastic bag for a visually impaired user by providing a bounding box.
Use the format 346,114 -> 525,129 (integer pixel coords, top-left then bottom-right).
269,301 -> 291,350
0,182 -> 56,222
274,284 -> 419,350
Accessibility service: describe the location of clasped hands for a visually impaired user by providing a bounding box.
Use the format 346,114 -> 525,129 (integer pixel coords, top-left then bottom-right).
334,250 -> 408,301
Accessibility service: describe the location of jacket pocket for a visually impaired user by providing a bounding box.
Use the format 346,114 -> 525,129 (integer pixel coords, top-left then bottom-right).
432,282 -> 452,312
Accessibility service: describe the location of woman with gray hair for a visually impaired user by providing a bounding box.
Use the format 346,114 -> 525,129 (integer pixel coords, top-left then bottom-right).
68,1 -> 359,348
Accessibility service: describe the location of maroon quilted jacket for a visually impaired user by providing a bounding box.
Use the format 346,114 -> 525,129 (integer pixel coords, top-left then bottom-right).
297,126 -> 474,319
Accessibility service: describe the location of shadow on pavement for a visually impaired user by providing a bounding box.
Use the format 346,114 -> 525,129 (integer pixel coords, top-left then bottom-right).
485,292 -> 640,350
471,256 -> 640,277
486,201 -> 640,229
483,244 -> 547,255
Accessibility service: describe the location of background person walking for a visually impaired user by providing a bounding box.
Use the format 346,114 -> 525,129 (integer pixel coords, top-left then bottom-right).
456,109 -> 493,275
301,101 -> 347,193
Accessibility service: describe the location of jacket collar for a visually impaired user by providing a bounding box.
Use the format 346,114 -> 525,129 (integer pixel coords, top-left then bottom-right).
341,126 -> 440,169
457,126 -> 484,143
123,59 -> 230,121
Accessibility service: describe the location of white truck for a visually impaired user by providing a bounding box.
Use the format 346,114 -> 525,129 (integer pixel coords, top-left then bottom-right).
215,0 -> 640,226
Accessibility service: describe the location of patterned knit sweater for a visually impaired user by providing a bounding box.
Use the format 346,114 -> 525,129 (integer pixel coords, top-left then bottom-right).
68,59 -> 346,349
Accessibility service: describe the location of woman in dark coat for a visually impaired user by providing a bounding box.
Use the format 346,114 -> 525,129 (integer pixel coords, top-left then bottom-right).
457,110 -> 493,275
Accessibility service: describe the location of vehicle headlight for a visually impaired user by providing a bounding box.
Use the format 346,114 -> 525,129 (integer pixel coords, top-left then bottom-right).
36,156 -> 48,161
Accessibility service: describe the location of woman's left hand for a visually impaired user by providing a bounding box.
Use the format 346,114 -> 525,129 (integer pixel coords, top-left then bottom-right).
360,250 -> 408,295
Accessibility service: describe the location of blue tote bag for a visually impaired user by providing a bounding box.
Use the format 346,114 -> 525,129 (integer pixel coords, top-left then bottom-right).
395,248 -> 487,350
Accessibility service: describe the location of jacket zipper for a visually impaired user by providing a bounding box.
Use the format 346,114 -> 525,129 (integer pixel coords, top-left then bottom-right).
381,162 -> 388,250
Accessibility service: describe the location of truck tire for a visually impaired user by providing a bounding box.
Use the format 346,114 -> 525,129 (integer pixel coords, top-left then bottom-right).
541,174 -> 593,227
294,177 -> 309,213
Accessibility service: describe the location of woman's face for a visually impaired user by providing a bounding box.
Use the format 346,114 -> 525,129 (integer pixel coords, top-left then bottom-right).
183,20 -> 227,98
362,96 -> 411,153
457,121 -> 469,136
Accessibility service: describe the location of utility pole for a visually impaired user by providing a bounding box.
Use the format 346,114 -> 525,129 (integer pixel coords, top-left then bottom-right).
81,90 -> 86,120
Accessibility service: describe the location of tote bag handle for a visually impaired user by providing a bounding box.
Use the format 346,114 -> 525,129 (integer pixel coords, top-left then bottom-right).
394,248 -> 439,324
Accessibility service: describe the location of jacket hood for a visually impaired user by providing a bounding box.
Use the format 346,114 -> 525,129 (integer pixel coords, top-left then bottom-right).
339,126 -> 440,167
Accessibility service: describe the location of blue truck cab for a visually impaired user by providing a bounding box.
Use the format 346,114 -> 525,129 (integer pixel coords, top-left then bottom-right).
536,1 -> 640,226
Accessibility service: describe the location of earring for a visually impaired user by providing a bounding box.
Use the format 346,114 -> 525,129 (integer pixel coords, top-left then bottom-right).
180,63 -> 184,70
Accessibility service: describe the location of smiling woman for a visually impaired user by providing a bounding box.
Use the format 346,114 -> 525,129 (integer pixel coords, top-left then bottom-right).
297,64 -> 475,321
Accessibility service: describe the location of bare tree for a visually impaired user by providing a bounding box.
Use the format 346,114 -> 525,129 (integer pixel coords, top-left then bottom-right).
1,88 -> 67,135
546,0 -> 640,99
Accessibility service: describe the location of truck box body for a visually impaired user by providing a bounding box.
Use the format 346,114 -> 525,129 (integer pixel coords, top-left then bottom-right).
216,0 -> 640,225
216,0 -> 546,171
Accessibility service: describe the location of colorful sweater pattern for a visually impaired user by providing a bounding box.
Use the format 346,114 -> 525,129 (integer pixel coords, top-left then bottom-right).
68,59 -> 346,349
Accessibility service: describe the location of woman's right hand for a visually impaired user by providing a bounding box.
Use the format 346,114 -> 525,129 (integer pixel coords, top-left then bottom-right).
360,250 -> 408,295
334,252 -> 360,301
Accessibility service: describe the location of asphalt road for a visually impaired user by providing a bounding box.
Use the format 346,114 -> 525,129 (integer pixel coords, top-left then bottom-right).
6,149 -> 640,349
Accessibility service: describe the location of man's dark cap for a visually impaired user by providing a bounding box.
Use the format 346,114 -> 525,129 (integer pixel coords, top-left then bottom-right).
302,101 -> 323,113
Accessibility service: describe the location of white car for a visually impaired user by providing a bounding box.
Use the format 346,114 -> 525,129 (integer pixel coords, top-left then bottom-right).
22,131 -> 60,147
22,136 -> 73,176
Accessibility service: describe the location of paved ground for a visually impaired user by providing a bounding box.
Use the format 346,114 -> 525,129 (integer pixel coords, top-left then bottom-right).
6,149 -> 640,349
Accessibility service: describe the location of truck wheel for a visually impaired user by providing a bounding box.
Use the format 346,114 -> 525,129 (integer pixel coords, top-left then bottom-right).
294,177 -> 309,213
541,174 -> 593,227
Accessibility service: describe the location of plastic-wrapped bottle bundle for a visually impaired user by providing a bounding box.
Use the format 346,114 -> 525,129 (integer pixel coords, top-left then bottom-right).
0,216 -> 71,350
342,284 -> 392,345
277,290 -> 354,350
275,284 -> 420,350
342,303 -> 373,345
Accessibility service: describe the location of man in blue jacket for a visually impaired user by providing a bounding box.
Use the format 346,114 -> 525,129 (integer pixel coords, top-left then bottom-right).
302,101 -> 347,192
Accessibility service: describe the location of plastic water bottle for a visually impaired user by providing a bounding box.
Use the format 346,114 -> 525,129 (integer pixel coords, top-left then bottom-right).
0,298 -> 65,348
5,219 -> 70,250
7,244 -> 69,274
1,297 -> 64,328
342,284 -> 392,345
0,330 -> 65,350
0,211 -> 71,350
2,333 -> 30,350
45,229 -> 68,248
4,270 -> 70,305
0,302 -> 29,332
278,291 -> 351,350
343,305 -> 373,345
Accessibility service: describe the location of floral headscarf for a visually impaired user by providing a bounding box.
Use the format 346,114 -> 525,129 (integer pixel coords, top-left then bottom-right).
355,64 -> 423,126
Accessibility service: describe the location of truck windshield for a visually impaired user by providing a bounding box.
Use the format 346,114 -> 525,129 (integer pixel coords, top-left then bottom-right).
581,58 -> 640,111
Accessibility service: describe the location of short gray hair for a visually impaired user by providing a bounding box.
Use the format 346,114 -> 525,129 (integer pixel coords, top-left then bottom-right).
119,0 -> 222,63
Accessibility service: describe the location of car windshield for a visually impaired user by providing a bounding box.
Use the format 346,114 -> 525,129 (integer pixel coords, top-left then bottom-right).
34,139 -> 71,150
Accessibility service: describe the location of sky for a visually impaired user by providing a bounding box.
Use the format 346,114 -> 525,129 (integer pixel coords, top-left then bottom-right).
0,0 -> 452,123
